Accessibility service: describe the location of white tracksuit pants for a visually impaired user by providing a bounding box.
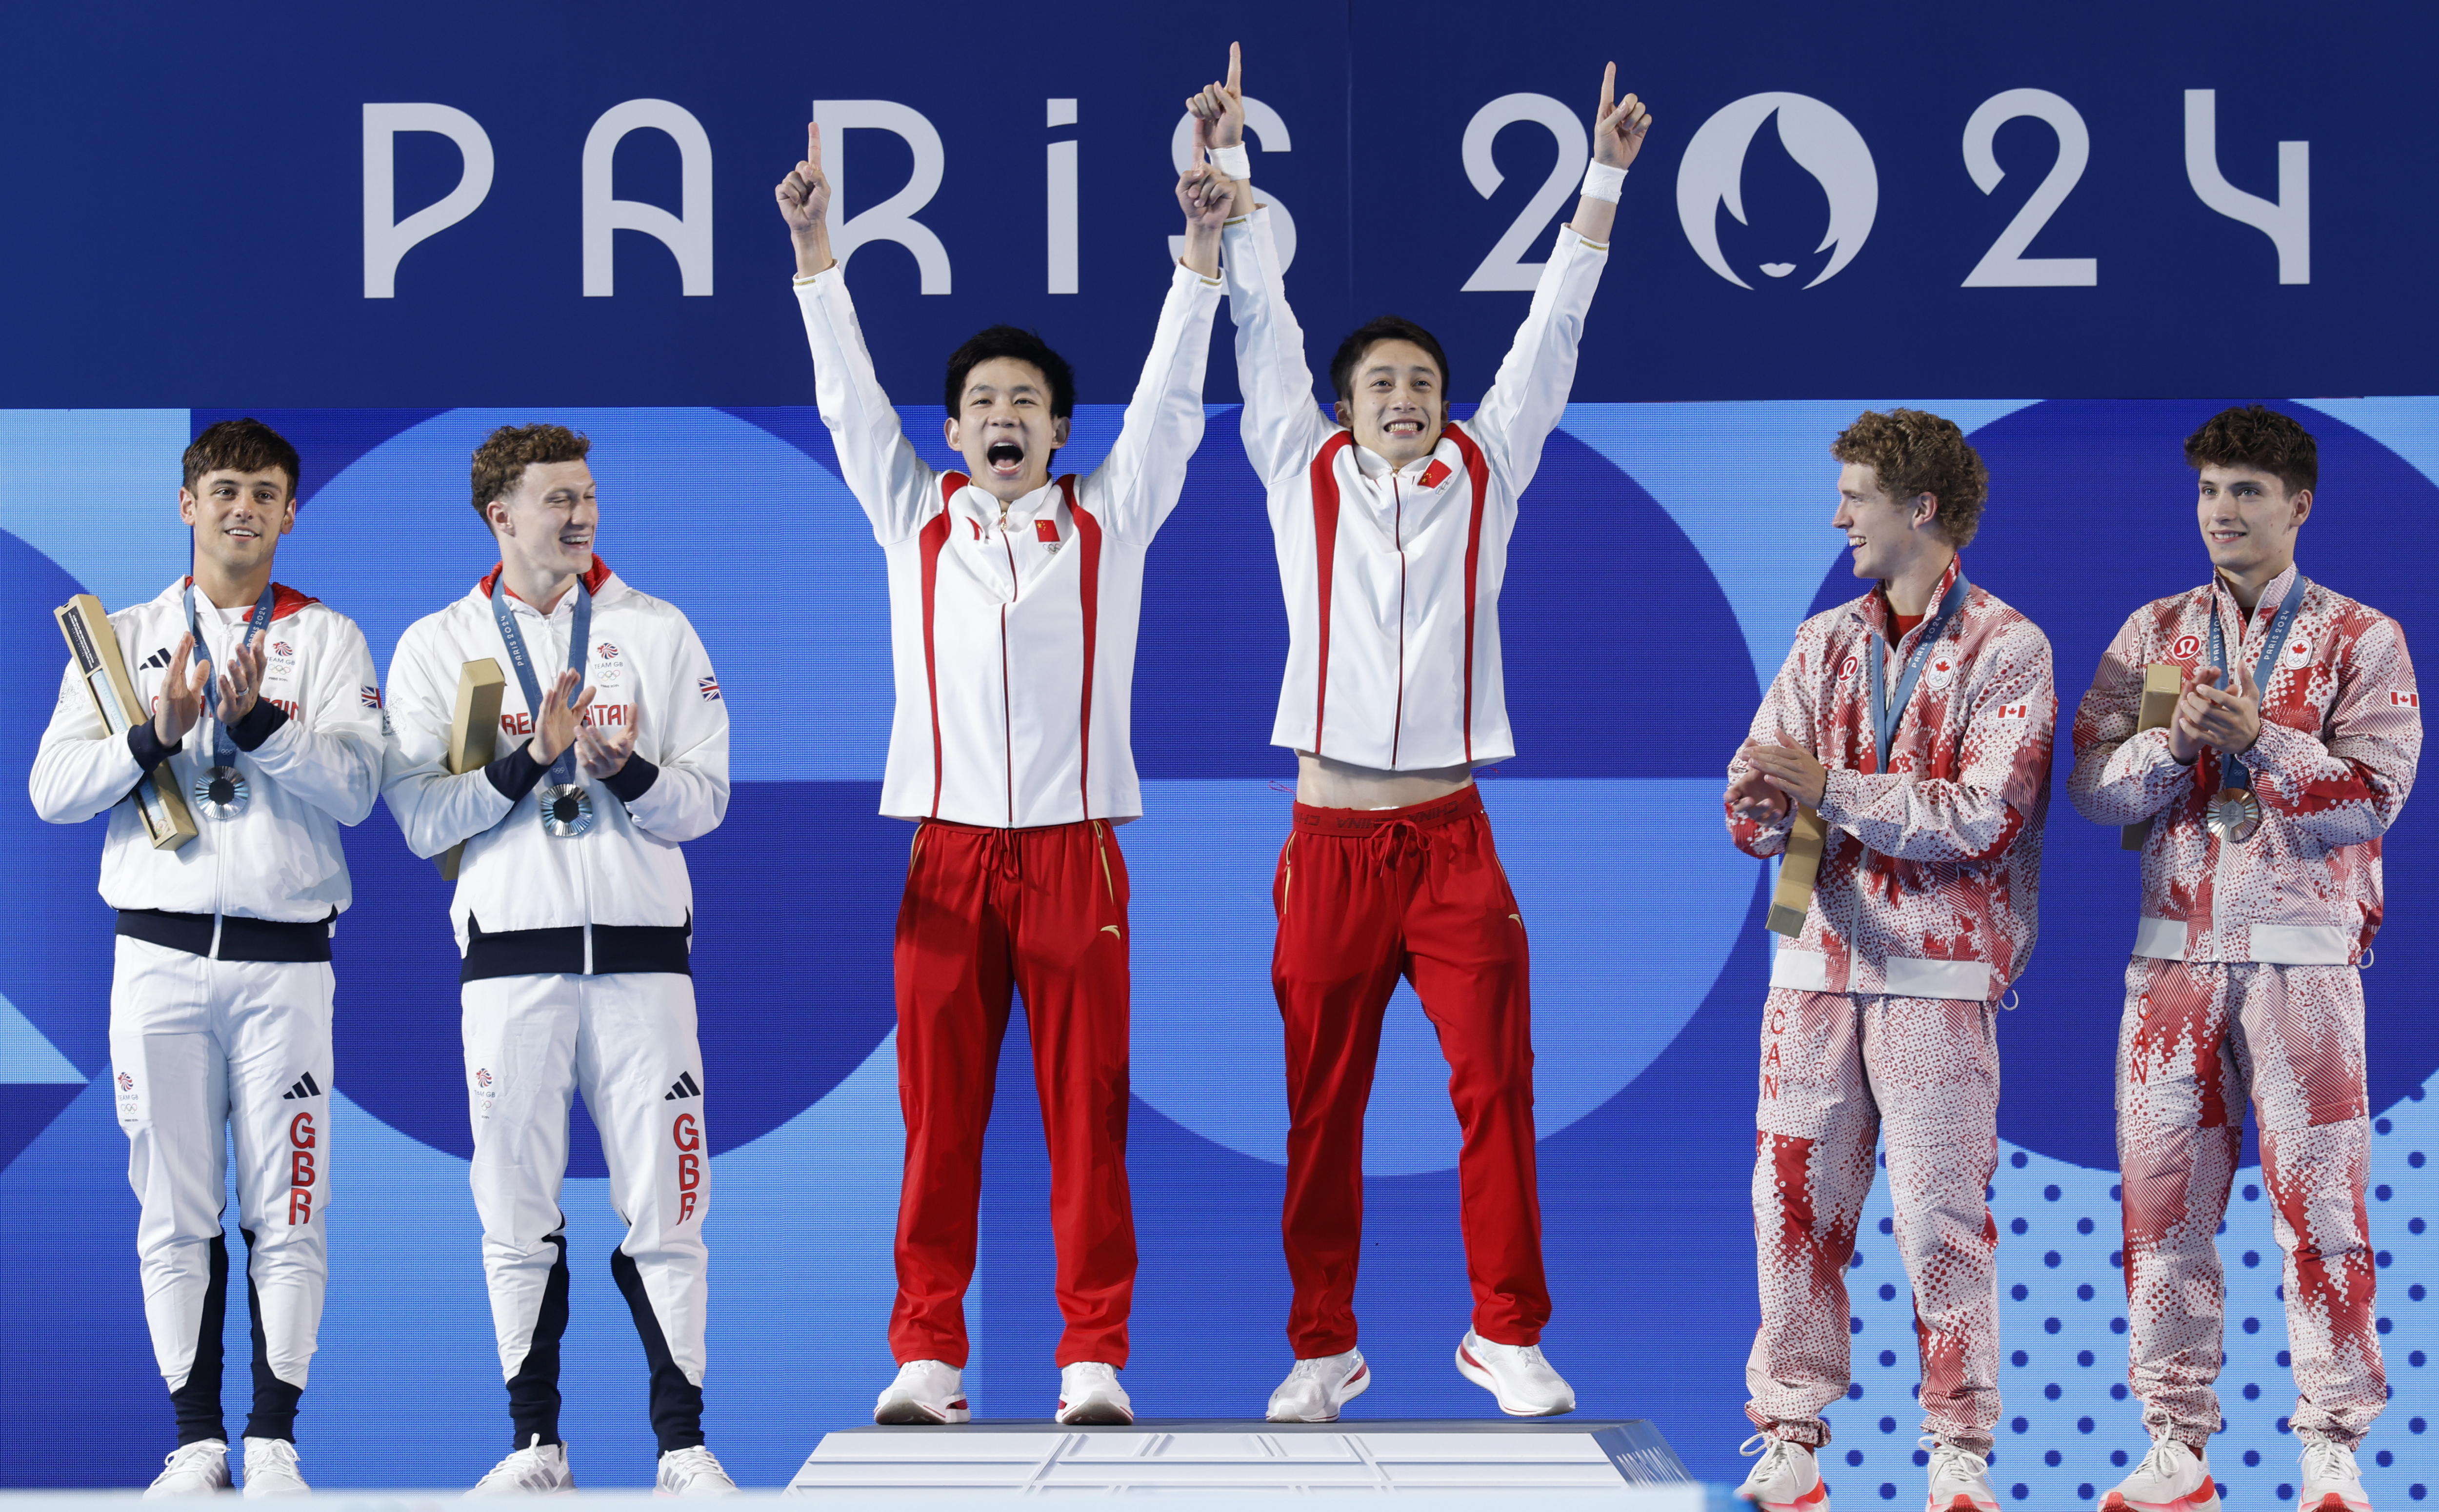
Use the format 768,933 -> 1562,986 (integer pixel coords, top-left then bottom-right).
462,970 -> 710,1452
109,936 -> 333,1446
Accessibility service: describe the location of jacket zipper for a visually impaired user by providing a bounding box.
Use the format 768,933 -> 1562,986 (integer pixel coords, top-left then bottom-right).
1000,527 -> 1020,827
1390,475 -> 1407,766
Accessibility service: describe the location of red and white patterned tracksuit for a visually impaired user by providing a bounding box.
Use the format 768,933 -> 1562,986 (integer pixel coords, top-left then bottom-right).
1272,787 -> 1545,1357
1728,556 -> 2057,1453
2070,564 -> 2419,1449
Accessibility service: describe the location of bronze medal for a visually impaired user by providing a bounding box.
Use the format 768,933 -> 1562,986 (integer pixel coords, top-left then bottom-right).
2205,787 -> 2262,844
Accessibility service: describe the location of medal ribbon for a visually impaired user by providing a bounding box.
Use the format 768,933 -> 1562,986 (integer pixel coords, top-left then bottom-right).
1864,568 -> 1972,774
2207,570 -> 2308,792
491,577 -> 592,789
183,581 -> 278,771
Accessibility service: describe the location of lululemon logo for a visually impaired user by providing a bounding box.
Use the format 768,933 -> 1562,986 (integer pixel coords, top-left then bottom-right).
1676,92 -> 1877,290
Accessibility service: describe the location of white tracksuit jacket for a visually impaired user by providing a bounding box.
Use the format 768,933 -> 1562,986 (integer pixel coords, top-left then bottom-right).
30,579 -> 384,913
380,560 -> 730,961
793,260 -> 1222,828
1222,207 -> 1608,770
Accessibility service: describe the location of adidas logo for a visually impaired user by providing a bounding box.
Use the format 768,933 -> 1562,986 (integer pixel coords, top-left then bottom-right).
143,647 -> 173,670
280,1071 -> 324,1101
663,1071 -> 702,1102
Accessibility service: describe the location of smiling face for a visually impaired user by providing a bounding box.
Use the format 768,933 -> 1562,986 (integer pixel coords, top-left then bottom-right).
2196,463 -> 2310,583
1831,461 -> 1939,583
944,357 -> 1071,505
1334,339 -> 1444,468
487,459 -> 599,584
180,467 -> 297,580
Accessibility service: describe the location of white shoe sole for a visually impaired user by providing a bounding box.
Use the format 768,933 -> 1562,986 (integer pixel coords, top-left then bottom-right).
1453,1342 -> 1575,1418
1055,1396 -> 1135,1426
1266,1361 -> 1373,1423
875,1397 -> 971,1426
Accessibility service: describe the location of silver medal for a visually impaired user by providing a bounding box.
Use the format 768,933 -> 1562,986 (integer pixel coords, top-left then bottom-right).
539,782 -> 594,838
191,764 -> 250,819
2205,787 -> 2262,844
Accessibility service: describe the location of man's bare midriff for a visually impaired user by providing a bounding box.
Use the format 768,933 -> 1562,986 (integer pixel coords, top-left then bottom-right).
1295,750 -> 1474,810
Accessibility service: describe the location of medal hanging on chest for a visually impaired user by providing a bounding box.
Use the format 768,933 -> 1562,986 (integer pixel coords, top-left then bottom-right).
2202,573 -> 2307,846
492,577 -> 595,838
184,582 -> 278,820
1865,569 -> 1971,776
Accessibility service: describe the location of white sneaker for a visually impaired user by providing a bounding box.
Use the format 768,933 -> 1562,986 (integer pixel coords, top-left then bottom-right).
1453,1330 -> 1576,1417
145,1439 -> 231,1498
467,1435 -> 575,1495
1055,1361 -> 1135,1426
1922,1437 -> 1997,1512
240,1439 -> 309,1497
2296,1438 -> 2371,1512
656,1445 -> 738,1497
1736,1432 -> 1829,1511
1265,1348 -> 1372,1423
2098,1433 -> 2219,1512
874,1359 -> 970,1426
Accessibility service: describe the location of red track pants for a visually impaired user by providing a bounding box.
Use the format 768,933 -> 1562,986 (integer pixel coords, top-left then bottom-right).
1272,786 -> 1550,1357
889,817 -> 1136,1369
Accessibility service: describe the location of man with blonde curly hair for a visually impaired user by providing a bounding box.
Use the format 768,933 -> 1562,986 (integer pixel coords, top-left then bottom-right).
1724,409 -> 2055,1512
2071,404 -> 2416,1512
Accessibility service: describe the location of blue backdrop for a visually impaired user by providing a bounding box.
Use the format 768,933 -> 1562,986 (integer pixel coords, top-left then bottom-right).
2,1 -> 2435,1505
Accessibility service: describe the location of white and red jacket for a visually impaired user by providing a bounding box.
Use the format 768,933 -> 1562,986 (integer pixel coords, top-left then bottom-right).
2067,563 -> 2419,965
1221,207 -> 1607,770
30,578 -> 383,922
1727,557 -> 2056,1001
793,260 -> 1222,828
380,558 -> 730,955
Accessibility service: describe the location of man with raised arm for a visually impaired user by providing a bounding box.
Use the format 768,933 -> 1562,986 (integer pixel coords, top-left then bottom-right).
778,123 -> 1229,1427
30,419 -> 382,1497
2070,406 -> 2415,1512
1189,45 -> 1650,1422
381,425 -> 736,1496
1721,411 -> 2053,1512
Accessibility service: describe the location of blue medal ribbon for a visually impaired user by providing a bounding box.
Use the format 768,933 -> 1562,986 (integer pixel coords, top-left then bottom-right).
1864,568 -> 1971,775
2208,570 -> 2308,792
184,580 -> 278,771
491,576 -> 592,789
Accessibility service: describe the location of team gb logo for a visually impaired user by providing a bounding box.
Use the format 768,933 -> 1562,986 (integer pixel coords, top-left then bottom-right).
1677,92 -> 1878,289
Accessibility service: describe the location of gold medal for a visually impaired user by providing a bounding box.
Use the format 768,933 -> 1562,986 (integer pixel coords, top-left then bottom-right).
2205,787 -> 2262,844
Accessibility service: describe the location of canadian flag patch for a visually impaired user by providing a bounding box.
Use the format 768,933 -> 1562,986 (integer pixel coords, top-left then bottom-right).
2392,691 -> 2420,708
1994,702 -> 2029,720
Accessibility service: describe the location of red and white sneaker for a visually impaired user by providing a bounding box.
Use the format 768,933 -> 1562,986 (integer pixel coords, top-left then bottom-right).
1922,1438 -> 1998,1512
1736,1432 -> 1829,1511
2098,1434 -> 2221,1512
2296,1439 -> 2371,1512
1265,1348 -> 1371,1423
1055,1362 -> 1134,1425
874,1360 -> 969,1425
1453,1330 -> 1576,1416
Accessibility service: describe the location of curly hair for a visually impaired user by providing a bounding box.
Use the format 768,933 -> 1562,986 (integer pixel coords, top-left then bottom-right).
470,423 -> 592,520
1830,408 -> 1990,548
183,418 -> 300,498
2184,404 -> 2317,496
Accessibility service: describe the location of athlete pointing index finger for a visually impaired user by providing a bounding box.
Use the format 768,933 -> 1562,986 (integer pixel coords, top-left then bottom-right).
784,111 -> 1228,1428
1198,42 -> 1649,1423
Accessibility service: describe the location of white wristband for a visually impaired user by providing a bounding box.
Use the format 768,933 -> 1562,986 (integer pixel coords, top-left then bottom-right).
1207,142 -> 1252,180
1580,161 -> 1627,203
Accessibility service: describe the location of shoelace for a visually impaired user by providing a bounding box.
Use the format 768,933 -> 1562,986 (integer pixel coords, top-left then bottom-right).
1921,1436 -> 1988,1481
1288,1353 -> 1355,1381
660,1447 -> 726,1485
1739,1432 -> 1801,1476
479,1438 -> 560,1490
161,1442 -> 225,1475
247,1440 -> 301,1473
2132,1434 -> 2188,1481
2299,1439 -> 2354,1483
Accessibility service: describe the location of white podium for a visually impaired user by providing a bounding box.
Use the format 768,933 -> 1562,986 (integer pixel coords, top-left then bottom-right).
788,1418 -> 1695,1494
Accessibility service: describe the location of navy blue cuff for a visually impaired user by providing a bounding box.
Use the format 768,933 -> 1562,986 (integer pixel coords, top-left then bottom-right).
126,722 -> 180,774
227,699 -> 289,751
485,743 -> 550,802
601,754 -> 660,804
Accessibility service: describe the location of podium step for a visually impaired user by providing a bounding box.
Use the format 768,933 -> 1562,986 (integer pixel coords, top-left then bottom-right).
790,1418 -> 1697,1495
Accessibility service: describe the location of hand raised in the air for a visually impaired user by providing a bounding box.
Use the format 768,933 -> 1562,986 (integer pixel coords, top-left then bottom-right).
1177,159 -> 1231,234
1184,41 -> 1245,159
527,669 -> 596,768
1590,63 -> 1654,171
775,122 -> 831,233
151,633 -> 209,747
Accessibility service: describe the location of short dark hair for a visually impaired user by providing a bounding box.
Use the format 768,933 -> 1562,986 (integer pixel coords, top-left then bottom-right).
944,326 -> 1075,420
470,423 -> 592,520
1329,316 -> 1451,407
2185,404 -> 2317,496
1831,408 -> 1991,548
183,418 -> 300,498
